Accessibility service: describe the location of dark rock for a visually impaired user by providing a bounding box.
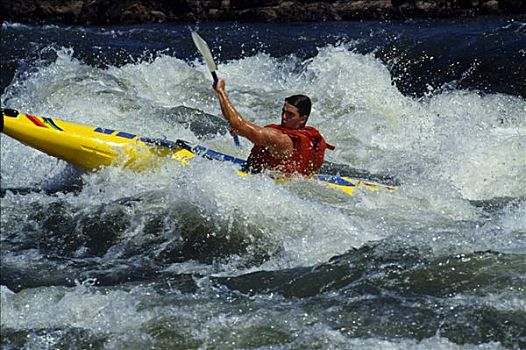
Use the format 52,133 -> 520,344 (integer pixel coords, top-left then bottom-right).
0,0 -> 524,24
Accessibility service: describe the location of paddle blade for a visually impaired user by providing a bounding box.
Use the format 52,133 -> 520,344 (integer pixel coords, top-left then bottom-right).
191,32 -> 217,73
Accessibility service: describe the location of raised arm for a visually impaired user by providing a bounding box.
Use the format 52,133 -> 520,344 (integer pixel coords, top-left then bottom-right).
214,79 -> 293,157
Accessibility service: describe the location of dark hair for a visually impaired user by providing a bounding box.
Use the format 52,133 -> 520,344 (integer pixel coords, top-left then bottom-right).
285,95 -> 311,117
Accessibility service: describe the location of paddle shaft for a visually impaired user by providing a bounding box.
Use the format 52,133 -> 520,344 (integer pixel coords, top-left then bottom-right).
211,71 -> 218,87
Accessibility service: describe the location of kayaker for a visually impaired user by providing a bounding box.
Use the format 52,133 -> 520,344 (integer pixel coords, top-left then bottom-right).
214,79 -> 334,177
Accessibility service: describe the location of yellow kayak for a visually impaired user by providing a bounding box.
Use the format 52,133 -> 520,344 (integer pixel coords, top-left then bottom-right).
1,109 -> 397,196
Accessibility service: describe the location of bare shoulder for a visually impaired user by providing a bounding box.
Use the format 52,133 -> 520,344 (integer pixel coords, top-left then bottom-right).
261,126 -> 293,156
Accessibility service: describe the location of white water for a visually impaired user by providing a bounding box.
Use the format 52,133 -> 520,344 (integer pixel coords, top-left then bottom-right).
2,46 -> 525,272
0,282 -> 511,350
1,39 -> 524,350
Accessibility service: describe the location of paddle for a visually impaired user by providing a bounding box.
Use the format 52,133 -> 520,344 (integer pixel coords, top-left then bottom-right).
191,32 -> 240,147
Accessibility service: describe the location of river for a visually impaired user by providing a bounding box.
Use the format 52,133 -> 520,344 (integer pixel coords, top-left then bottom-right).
1,16 -> 525,349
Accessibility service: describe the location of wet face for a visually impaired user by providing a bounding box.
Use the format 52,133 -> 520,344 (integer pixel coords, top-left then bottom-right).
280,102 -> 307,129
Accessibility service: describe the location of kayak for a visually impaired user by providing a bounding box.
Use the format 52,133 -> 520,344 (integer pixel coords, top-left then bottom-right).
1,109 -> 397,196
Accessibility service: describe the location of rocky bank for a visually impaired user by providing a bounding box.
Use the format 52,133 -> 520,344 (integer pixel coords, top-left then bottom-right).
1,0 -> 525,24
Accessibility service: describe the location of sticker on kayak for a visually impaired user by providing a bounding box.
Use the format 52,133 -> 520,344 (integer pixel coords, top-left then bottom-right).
25,115 -> 63,131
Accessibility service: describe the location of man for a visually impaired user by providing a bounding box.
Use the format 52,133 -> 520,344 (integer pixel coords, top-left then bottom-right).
214,79 -> 334,177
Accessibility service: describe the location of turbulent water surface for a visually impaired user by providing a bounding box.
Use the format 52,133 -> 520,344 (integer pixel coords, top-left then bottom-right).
1,17 -> 525,349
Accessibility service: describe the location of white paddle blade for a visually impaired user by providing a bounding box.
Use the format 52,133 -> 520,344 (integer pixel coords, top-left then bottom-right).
191,32 -> 217,72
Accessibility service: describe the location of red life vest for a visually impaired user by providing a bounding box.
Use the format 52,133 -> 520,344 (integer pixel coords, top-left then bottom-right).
245,124 -> 335,177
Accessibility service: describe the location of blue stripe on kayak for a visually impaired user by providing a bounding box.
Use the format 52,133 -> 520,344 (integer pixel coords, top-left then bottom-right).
314,175 -> 355,187
139,136 -> 180,149
127,137 -> 246,166
139,136 -> 155,144
116,131 -> 136,139
193,145 -> 247,166
94,127 -> 115,134
157,139 -> 178,149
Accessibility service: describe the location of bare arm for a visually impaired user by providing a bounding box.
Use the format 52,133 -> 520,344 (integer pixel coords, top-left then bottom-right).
214,79 -> 293,157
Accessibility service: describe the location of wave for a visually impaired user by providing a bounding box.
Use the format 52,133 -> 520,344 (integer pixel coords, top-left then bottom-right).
1,43 -> 525,273
1,21 -> 525,350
